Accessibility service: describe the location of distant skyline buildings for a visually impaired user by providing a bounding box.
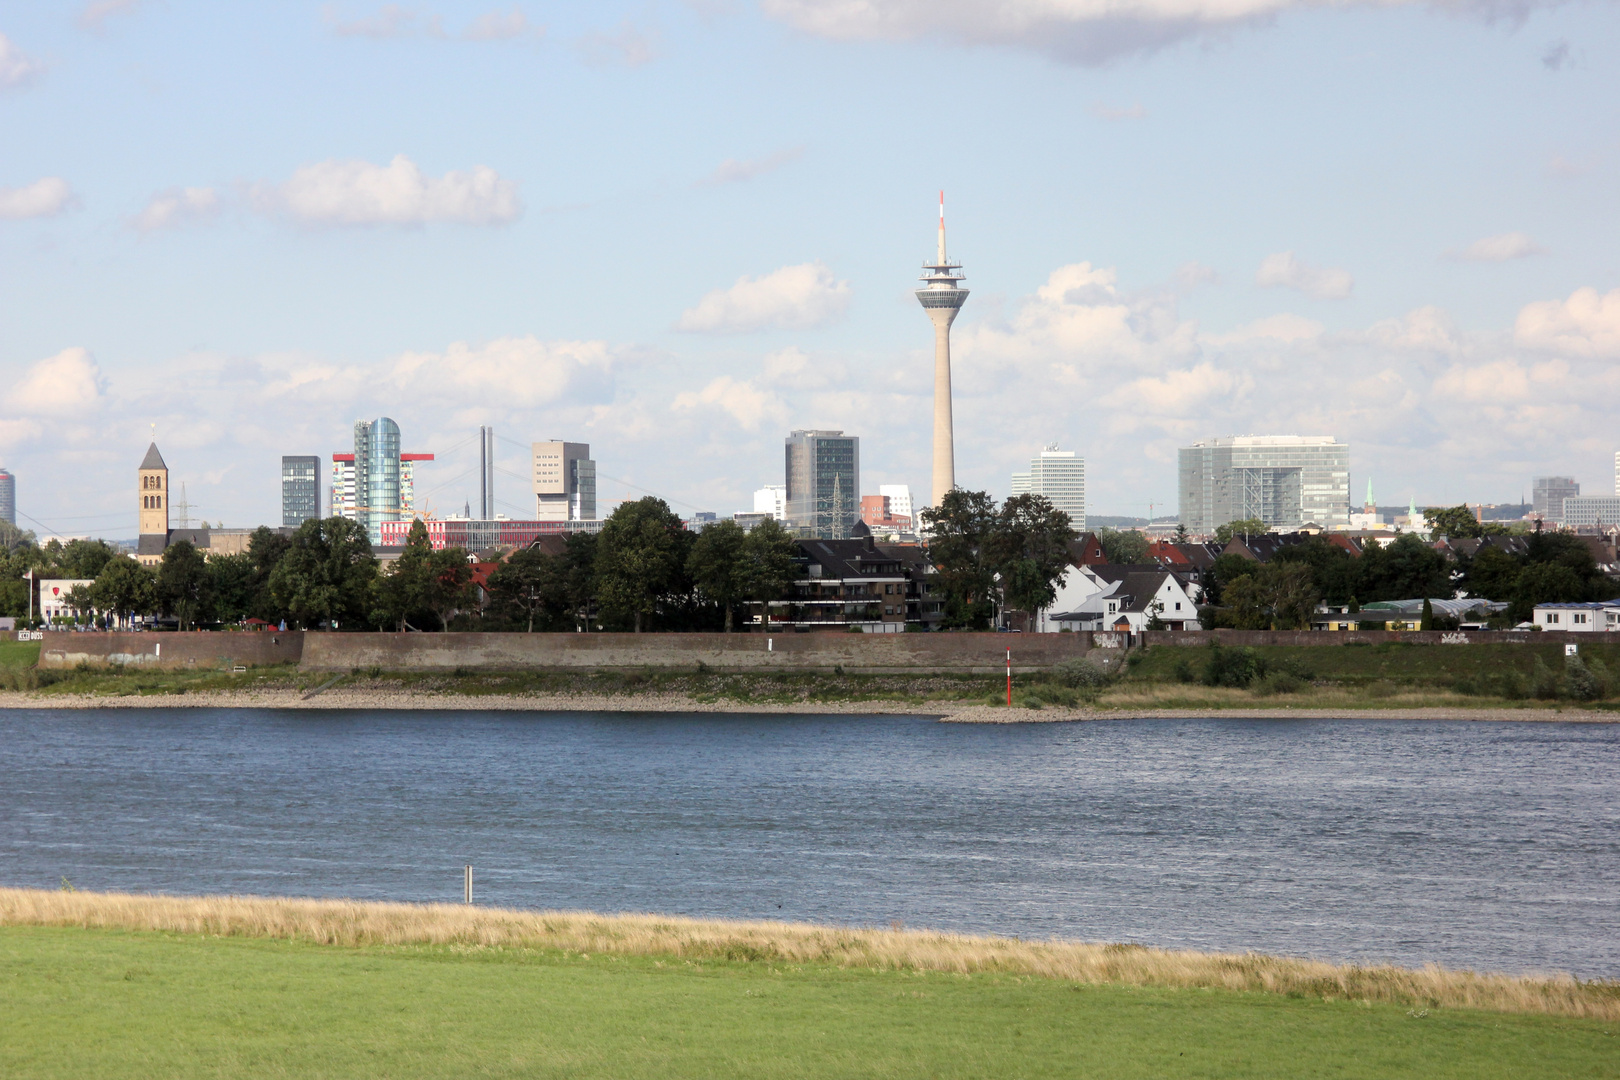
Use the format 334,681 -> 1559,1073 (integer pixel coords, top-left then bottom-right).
1179,436 -> 1351,534
1533,476 -> 1580,522
331,418 -> 434,545
785,429 -> 859,540
0,468 -> 13,528
531,441 -> 595,522
281,456 -> 321,528
1011,446 -> 1086,530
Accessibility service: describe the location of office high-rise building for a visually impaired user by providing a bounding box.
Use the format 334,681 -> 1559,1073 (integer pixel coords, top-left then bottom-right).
532,441 -> 595,521
330,418 -> 434,544
785,429 -> 860,539
1012,445 -> 1086,529
281,456 -> 321,528
1179,435 -> 1350,534
916,192 -> 968,510
1533,476 -> 1580,522
753,484 -> 786,520
0,467 -> 13,527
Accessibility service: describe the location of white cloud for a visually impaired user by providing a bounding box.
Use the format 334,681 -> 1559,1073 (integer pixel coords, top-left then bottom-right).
0,177 -> 78,220
578,21 -> 659,66
5,348 -> 107,418
759,0 -> 1551,66
0,33 -> 43,89
1515,286 -> 1620,359
1450,231 -> 1544,262
698,146 -> 804,186
255,154 -> 521,227
671,375 -> 788,430
132,187 -> 220,233
464,6 -> 534,40
324,4 -> 419,38
677,262 -> 851,333
79,0 -> 142,31
1254,250 -> 1353,300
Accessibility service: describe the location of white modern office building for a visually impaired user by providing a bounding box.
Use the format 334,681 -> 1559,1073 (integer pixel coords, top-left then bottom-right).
878,484 -> 914,525
1178,435 -> 1350,534
752,484 -> 787,520
1009,445 -> 1085,529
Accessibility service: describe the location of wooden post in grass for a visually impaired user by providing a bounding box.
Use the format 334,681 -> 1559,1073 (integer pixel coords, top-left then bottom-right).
464,865 -> 472,905
1006,649 -> 1011,706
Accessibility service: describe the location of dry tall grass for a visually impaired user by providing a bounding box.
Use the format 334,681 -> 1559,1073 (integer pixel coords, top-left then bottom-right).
2,887 -> 1614,1020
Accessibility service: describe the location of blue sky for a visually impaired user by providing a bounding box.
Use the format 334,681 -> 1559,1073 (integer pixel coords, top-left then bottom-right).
1,0 -> 1617,535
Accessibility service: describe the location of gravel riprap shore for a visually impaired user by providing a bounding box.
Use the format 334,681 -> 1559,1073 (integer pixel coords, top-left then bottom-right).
1,687 -> 1616,723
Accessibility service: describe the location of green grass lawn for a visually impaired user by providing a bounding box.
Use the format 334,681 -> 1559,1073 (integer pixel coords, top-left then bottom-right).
0,927 -> 1613,1079
0,639 -> 41,667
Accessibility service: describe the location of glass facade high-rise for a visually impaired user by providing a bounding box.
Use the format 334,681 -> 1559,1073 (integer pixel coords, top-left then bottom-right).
280,456 -> 321,528
1179,436 -> 1350,534
1012,445 -> 1085,529
0,467 -> 13,527
1533,476 -> 1579,522
785,429 -> 860,539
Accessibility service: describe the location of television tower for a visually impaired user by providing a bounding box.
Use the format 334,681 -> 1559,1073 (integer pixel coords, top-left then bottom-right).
916,191 -> 968,510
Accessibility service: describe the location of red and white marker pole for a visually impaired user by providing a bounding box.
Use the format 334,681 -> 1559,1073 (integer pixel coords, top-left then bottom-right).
1006,648 -> 1012,706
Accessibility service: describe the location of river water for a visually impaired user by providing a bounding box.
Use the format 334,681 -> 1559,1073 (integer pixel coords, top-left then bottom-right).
1,708 -> 1615,977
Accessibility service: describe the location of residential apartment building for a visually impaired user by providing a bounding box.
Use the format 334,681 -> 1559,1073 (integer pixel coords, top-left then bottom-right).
1178,435 -> 1350,534
532,441 -> 595,521
785,429 -> 859,539
1009,445 -> 1086,529
1533,476 -> 1580,522
281,455 -> 322,528
761,532 -> 933,631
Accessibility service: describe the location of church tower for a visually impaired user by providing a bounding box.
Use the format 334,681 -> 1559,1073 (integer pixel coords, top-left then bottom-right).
137,442 -> 170,566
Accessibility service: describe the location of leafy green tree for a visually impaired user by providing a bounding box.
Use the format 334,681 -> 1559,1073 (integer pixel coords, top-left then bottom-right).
371,520 -> 472,631
921,489 -> 1000,630
738,518 -> 798,631
267,516 -> 377,629
207,553 -> 259,624
156,540 -> 212,629
992,494 -> 1075,621
89,555 -> 157,629
1214,518 -> 1268,544
1173,522 -> 1190,544
0,520 -> 35,553
1095,527 -> 1150,566
485,545 -> 563,632
559,533 -> 600,631
1220,574 -> 1271,629
1462,544 -> 1522,601
595,497 -> 692,632
1424,505 -> 1486,540
1511,562 -> 1585,621
1271,537 -> 1357,605
1266,562 -> 1320,629
687,519 -> 749,632
1355,533 -> 1449,602
1202,552 -> 1261,606
47,538 -> 119,580
1420,597 -> 1435,631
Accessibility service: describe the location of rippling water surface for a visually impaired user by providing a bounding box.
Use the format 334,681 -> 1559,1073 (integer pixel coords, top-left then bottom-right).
1,708 -> 1615,976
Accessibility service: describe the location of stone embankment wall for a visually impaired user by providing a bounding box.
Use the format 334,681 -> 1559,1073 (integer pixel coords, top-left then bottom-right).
298,631 -> 1090,674
36,627 -> 1620,672
38,631 -> 303,671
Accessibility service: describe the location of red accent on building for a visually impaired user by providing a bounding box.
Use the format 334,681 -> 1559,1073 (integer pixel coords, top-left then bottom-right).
332,453 -> 355,462
400,453 -> 435,462
378,519 -> 590,551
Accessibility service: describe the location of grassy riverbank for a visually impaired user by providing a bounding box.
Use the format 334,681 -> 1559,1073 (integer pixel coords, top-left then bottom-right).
7,638 -> 1620,716
1,891 -> 1615,1079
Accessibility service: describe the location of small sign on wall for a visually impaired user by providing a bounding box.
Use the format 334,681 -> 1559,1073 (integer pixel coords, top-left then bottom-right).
1566,643 -> 1579,656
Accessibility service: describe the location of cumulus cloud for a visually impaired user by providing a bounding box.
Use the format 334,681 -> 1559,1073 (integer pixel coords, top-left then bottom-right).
133,187 -> 220,233
1515,286 -> 1620,359
1449,231 -> 1544,262
254,154 -> 521,227
5,348 -> 107,418
759,0 -> 1551,66
463,6 -> 534,40
1542,39 -> 1571,70
79,0 -> 142,31
1254,251 -> 1353,300
578,21 -> 659,66
677,262 -> 851,333
671,375 -> 789,430
324,4 -> 419,38
0,178 -> 79,220
697,146 -> 804,186
0,33 -> 44,90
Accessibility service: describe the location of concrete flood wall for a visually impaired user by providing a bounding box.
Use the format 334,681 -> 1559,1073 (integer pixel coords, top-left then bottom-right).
39,631 -> 304,671
299,631 -> 1098,674
38,627 -> 1620,673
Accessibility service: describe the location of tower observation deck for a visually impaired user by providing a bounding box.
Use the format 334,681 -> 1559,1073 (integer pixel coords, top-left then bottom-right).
916,192 -> 968,510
